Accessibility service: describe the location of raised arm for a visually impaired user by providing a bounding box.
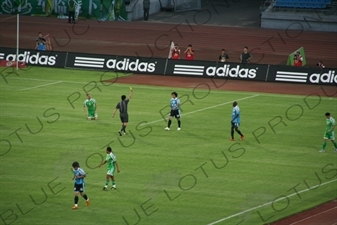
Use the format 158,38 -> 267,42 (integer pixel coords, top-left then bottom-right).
128,89 -> 133,99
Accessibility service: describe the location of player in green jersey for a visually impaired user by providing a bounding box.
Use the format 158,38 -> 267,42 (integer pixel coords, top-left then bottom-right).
99,146 -> 120,190
83,93 -> 98,120
319,112 -> 337,152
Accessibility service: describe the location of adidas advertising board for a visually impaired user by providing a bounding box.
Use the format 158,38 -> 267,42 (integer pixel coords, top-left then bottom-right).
106,58 -> 156,72
268,65 -> 337,86
0,47 -> 66,68
205,65 -> 257,78
165,60 -> 267,81
308,70 -> 337,84
206,63 -> 268,81
166,60 -> 212,76
65,53 -> 166,74
1,47 -> 335,85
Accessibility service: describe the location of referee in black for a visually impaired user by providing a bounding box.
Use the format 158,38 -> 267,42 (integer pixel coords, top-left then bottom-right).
112,88 -> 133,136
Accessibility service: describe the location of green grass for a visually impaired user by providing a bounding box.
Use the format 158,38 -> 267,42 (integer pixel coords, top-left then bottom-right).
0,67 -> 336,225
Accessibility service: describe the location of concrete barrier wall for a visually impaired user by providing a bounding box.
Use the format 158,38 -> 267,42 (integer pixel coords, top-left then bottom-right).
127,0 -> 171,21
261,10 -> 337,32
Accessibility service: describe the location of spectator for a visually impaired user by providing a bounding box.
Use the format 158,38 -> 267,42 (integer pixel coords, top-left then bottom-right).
68,0 -> 75,24
316,61 -> 325,68
184,44 -> 194,60
171,44 -> 181,59
35,32 -> 46,51
219,49 -> 229,62
240,46 -> 252,63
143,0 -> 150,21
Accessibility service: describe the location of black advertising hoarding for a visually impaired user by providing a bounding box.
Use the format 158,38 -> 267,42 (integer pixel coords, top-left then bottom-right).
65,52 -> 116,70
166,59 -> 217,77
65,52 -> 167,74
166,59 -> 268,81
208,62 -> 268,81
114,56 -> 167,74
268,65 -> 337,86
308,69 -> 337,85
1,47 -> 336,85
0,47 -> 67,68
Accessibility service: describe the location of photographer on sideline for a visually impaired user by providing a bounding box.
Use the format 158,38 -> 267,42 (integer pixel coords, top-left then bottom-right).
184,44 -> 194,60
35,32 -> 46,51
171,44 -> 181,60
316,61 -> 325,68
219,49 -> 229,62
293,51 -> 303,67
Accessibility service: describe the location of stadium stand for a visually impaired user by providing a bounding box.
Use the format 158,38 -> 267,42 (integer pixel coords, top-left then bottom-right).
274,0 -> 332,9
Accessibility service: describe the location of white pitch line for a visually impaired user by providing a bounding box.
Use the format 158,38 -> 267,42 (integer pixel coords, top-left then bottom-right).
289,206 -> 337,225
20,81 -> 63,91
207,178 -> 337,225
5,77 -> 244,94
6,77 -> 336,99
7,77 -> 184,91
141,94 -> 260,126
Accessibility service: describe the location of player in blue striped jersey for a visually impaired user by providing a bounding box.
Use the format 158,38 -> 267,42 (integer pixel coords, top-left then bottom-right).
165,92 -> 181,131
231,101 -> 244,141
72,162 -> 90,209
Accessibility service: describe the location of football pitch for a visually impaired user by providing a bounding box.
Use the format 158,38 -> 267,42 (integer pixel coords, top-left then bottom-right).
0,67 -> 336,225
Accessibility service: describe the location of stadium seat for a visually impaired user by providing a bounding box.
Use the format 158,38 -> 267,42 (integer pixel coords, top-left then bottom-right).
274,0 -> 328,8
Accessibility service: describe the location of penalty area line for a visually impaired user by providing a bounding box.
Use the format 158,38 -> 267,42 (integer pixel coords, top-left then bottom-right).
140,94 -> 260,126
20,81 -> 63,91
206,178 -> 337,225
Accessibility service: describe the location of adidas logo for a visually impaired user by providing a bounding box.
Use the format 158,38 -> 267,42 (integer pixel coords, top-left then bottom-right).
106,58 -> 156,73
309,71 -> 337,84
206,65 -> 257,78
5,51 -> 57,66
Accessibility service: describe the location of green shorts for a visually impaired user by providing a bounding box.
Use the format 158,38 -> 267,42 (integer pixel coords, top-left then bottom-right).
324,131 -> 335,140
107,165 -> 116,176
88,110 -> 97,118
